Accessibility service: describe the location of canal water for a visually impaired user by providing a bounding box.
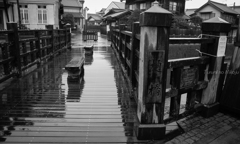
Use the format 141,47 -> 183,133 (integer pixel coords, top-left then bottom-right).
0,45 -> 148,143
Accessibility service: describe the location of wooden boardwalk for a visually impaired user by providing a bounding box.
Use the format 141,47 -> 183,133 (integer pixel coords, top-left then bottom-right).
0,47 -> 147,143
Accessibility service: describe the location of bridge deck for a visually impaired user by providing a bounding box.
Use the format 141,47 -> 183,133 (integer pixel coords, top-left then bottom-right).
0,47 -> 147,143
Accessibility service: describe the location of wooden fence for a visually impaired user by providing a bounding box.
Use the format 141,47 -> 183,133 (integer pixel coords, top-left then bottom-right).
82,31 -> 98,41
0,23 -> 71,83
110,2 -> 231,140
111,24 -> 220,123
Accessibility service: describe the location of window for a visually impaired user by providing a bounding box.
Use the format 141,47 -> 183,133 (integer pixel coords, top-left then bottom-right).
38,5 -> 47,24
201,12 -> 215,20
20,5 -> 29,24
129,5 -> 133,10
169,2 -> 177,12
140,3 -> 146,10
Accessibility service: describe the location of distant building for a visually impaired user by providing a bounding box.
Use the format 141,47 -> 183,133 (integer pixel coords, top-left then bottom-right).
62,0 -> 85,31
87,13 -> 102,25
104,1 -> 125,14
0,0 -> 61,29
125,0 -> 186,15
185,8 -> 197,16
229,5 -> 240,14
97,8 -> 106,17
194,0 -> 239,43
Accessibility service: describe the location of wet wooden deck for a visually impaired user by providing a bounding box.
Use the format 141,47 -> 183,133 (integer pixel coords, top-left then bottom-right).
0,47 -> 148,143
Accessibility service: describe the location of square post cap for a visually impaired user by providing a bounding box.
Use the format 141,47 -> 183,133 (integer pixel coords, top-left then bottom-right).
202,17 -> 231,33
140,1 -> 172,27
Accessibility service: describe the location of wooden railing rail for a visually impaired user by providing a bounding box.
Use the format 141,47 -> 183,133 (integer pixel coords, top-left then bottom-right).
0,23 -> 71,83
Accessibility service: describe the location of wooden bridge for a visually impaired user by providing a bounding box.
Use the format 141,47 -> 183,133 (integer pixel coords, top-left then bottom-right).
1,1 -> 240,142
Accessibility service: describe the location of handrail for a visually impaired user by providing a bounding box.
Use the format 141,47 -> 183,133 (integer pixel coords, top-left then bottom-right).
168,56 -> 209,68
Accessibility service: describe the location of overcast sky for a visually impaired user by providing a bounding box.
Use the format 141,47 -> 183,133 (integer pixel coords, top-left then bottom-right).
84,0 -> 240,13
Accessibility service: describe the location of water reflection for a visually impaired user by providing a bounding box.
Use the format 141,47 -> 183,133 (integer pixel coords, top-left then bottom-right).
0,46 -> 145,143
66,77 -> 84,102
84,55 -> 93,65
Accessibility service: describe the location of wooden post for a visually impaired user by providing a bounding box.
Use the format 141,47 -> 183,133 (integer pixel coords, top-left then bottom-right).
7,22 -> 21,77
130,22 -> 139,87
221,16 -> 240,114
200,17 -> 231,117
136,1 -> 172,140
34,31 -> 41,64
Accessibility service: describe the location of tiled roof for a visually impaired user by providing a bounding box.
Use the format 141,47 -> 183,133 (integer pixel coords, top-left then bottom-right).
62,0 -> 82,7
196,1 -> 239,15
113,1 -> 125,9
103,9 -> 125,17
103,10 -> 131,19
210,1 -> 239,14
87,14 -> 102,21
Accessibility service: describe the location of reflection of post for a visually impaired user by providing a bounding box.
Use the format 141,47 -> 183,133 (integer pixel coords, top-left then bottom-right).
200,17 -> 231,118
67,78 -> 84,102
221,16 -> 240,112
136,1 -> 172,140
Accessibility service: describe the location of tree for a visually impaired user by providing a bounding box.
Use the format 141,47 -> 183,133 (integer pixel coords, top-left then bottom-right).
190,16 -> 203,28
62,14 -> 75,27
172,16 -> 190,29
126,9 -> 141,25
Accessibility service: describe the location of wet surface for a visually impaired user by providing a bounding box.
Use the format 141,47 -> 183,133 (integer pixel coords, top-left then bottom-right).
0,36 -> 147,143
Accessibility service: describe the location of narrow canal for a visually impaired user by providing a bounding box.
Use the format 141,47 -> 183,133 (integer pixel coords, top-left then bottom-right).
0,43 -> 148,143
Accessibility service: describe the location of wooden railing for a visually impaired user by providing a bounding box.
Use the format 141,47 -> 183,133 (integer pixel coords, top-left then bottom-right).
111,23 -> 140,101
82,31 -> 98,41
111,23 -> 227,124
0,23 -> 71,83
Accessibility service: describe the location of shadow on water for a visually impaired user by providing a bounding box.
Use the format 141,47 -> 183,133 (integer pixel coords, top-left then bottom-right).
0,45 -> 146,143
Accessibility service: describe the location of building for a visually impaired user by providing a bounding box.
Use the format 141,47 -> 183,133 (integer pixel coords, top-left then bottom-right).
87,13 -> 102,25
97,8 -> 106,17
104,1 -> 125,14
185,8 -> 197,16
124,0 -> 186,15
0,0 -> 62,29
194,0 -> 239,42
229,5 -> 240,14
62,0 -> 84,31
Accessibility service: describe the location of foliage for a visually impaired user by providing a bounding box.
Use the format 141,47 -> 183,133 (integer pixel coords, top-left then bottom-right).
119,9 -> 142,31
62,14 -> 75,27
126,9 -> 141,25
190,16 -> 203,28
172,16 -> 190,29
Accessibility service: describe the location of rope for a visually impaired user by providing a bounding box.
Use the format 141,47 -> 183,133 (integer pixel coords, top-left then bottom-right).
195,49 -> 220,57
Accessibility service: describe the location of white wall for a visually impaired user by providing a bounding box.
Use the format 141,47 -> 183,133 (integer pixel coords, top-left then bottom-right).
12,3 -> 59,29
64,7 -> 79,13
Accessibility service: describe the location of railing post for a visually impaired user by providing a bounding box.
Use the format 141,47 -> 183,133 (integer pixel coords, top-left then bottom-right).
221,16 -> 240,113
200,17 -> 231,117
7,22 -> 21,77
136,1 -> 172,140
46,25 -> 54,55
34,31 -> 41,64
130,22 -> 139,86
